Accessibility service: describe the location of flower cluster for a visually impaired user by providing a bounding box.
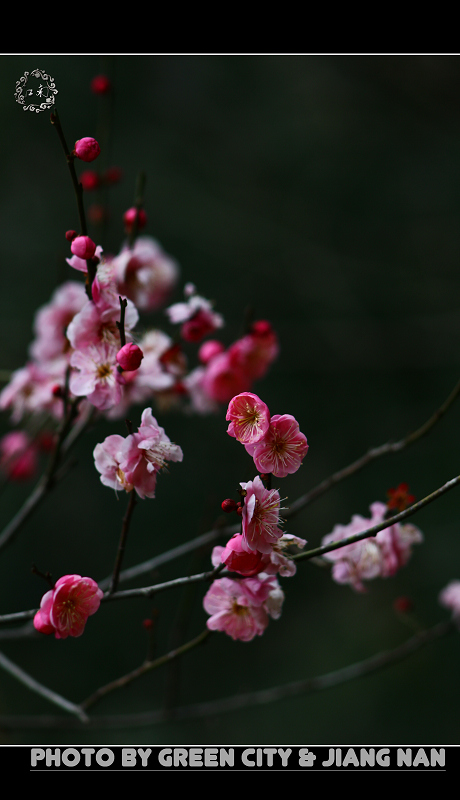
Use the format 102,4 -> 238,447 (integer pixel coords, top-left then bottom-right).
202,392 -> 308,641
321,501 -> 423,592
93,407 -> 183,499
33,575 -> 103,639
226,391 -> 309,477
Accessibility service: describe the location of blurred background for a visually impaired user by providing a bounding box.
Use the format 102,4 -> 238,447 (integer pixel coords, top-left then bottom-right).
0,54 -> 459,746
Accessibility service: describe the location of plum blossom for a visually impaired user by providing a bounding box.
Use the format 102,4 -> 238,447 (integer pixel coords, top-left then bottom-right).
74,137 -> 101,162
29,281 -> 87,363
0,430 -> 38,481
203,574 -> 284,641
226,392 -> 270,446
240,476 -> 284,554
213,532 -> 307,578
34,575 -> 103,639
69,341 -> 123,411
321,501 -> 423,592
166,285 -> 223,342
245,413 -> 309,478
111,236 -> 178,311
93,408 -> 183,499
439,581 -> 460,621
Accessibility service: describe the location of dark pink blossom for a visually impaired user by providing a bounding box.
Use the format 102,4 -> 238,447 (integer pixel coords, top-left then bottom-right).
226,392 -> 270,446
0,430 -> 38,481
240,476 -> 284,554
116,343 -> 144,371
33,575 -> 103,639
245,413 -> 309,478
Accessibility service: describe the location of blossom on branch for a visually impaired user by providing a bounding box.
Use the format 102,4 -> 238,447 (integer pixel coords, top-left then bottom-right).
93,407 -> 183,499
321,501 -> 423,592
245,413 -> 309,478
226,392 -> 270,445
203,574 -> 284,641
33,575 -> 103,639
240,476 -> 284,554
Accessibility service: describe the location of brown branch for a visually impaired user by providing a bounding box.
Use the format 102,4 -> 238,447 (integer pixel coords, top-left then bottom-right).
287,377 -> 460,519
81,628 -> 210,713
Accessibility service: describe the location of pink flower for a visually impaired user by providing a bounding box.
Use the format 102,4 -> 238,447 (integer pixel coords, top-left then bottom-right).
33,575 -> 103,639
203,574 -> 284,641
123,207 -> 147,233
69,342 -> 123,410
116,343 -> 144,371
93,434 -> 132,492
216,534 -> 271,577
0,430 -> 38,481
70,235 -> 97,260
439,581 -> 460,621
245,414 -> 309,478
94,408 -> 183,499
200,351 -> 249,404
226,392 -> 271,446
321,501 -> 423,592
228,320 -> 279,382
240,476 -> 284,554
74,137 -> 101,163
111,236 -> 178,311
29,281 -> 87,363
198,339 -> 225,365
166,285 -> 223,343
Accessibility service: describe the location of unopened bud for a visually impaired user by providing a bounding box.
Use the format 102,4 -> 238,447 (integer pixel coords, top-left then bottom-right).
74,137 -> 101,163
70,235 -> 97,260
123,207 -> 147,233
91,74 -> 111,95
116,343 -> 144,371
80,170 -> 100,191
65,230 -> 77,243
221,498 -> 237,514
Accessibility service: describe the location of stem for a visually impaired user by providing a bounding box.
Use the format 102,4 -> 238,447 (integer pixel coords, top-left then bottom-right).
50,109 -> 96,297
0,402 -> 94,554
288,377 -> 460,519
81,628 -> 210,712
128,171 -> 146,250
0,649 -> 88,722
109,490 -> 137,595
294,474 -> 460,563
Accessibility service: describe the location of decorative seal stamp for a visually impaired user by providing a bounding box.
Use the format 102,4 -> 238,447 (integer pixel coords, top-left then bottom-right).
14,69 -> 58,112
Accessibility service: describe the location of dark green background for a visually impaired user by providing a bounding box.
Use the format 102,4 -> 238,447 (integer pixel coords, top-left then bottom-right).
0,54 -> 459,745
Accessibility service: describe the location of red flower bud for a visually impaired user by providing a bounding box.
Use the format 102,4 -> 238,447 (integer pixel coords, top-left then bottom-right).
74,137 -> 101,163
70,235 -> 97,260
80,170 -> 100,191
91,74 -> 111,95
221,498 -> 237,514
116,343 -> 144,371
65,230 -> 77,243
123,207 -> 147,233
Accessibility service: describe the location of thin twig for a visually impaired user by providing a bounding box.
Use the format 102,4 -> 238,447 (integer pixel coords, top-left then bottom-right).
0,649 -> 88,722
108,490 -> 137,595
0,619 -> 454,729
288,377 -> 460,519
294,474 -> 460,563
81,628 -> 210,712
